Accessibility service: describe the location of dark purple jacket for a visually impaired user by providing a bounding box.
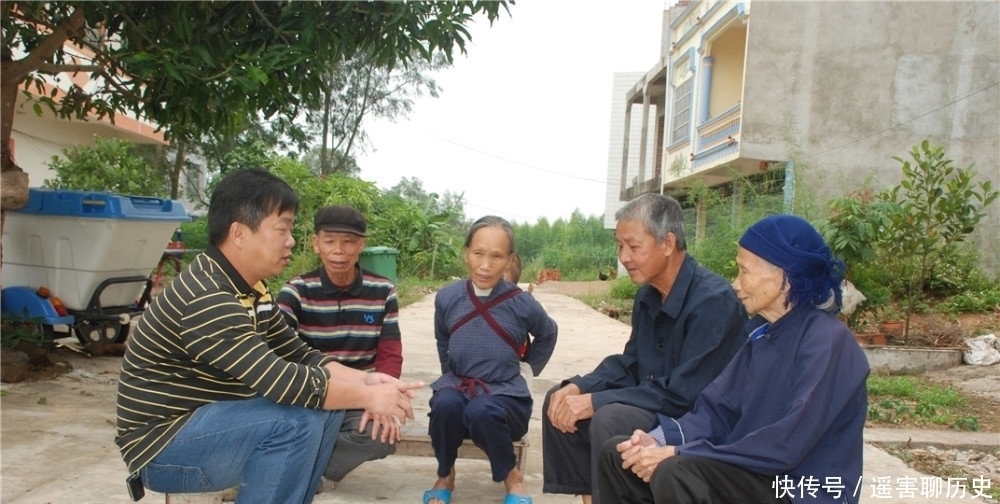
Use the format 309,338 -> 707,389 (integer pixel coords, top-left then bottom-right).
660,307 -> 870,503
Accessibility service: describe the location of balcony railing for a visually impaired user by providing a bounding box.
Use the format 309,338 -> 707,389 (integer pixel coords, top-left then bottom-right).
690,102 -> 741,168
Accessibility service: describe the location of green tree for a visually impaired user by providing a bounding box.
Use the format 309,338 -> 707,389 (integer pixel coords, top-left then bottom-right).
1,1 -> 510,184
880,141 -> 998,339
384,177 -> 466,222
300,147 -> 360,178
299,51 -> 446,175
510,213 -> 616,281
381,177 -> 466,279
820,185 -> 895,327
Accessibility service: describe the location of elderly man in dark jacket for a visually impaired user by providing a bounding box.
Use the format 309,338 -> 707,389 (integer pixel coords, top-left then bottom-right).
542,193 -> 747,504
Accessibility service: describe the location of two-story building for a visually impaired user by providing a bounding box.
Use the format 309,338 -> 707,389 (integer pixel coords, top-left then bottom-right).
606,0 -> 999,273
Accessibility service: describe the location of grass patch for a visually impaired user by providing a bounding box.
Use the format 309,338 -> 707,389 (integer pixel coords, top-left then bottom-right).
396,277 -> 449,308
575,292 -> 633,323
569,277 -> 636,322
866,375 -> 984,431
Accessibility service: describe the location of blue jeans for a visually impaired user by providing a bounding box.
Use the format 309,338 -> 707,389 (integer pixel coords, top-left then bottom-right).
140,397 -> 343,504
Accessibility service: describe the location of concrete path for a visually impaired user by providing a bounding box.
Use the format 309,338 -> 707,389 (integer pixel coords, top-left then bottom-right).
0,289 -> 996,503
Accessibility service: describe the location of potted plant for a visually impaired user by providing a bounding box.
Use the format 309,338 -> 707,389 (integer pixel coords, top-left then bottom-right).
876,305 -> 905,341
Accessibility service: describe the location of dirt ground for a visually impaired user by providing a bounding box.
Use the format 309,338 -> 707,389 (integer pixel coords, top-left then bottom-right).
0,285 -> 634,504
1,282 -> 997,504
532,279 -> 612,298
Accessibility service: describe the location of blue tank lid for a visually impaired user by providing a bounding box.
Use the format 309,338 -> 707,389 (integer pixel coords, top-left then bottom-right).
16,188 -> 190,221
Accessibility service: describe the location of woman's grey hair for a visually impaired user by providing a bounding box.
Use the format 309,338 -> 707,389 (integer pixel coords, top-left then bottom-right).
614,193 -> 687,250
464,215 -> 516,253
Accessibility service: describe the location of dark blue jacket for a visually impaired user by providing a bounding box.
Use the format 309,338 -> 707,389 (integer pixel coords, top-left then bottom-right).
432,279 -> 557,398
659,307 -> 870,503
569,255 -> 746,418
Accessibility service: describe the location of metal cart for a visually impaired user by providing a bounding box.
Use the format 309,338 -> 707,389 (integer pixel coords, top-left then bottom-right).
1,188 -> 188,348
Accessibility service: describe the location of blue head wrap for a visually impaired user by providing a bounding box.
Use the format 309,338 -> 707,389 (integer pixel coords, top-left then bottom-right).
738,215 -> 845,310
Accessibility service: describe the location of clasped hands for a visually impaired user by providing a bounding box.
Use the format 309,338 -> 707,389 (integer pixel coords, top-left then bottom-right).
359,371 -> 423,445
617,429 -> 676,482
546,383 -> 595,433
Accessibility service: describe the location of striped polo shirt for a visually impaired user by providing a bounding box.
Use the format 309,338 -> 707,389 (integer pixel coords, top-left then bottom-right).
115,246 -> 336,474
277,265 -> 400,372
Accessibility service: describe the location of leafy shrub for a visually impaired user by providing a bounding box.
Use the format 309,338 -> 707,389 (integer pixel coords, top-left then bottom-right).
922,247 -> 986,298
939,288 -> 1000,314
178,217 -> 209,253
952,416 -> 981,432
845,260 -> 893,326
44,137 -> 170,197
681,174 -> 782,281
609,277 -> 639,300
0,309 -> 49,348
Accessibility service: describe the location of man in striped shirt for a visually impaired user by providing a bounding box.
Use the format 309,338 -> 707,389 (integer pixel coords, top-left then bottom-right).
115,169 -> 422,503
277,205 -> 403,487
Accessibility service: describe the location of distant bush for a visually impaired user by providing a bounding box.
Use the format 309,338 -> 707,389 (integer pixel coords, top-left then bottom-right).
609,277 -> 639,300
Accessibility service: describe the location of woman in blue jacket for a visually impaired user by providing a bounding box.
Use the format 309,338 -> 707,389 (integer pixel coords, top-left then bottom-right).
597,214 -> 870,504
423,215 -> 558,504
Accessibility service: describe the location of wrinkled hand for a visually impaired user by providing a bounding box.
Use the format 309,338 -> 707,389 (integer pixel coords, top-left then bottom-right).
364,372 -> 418,398
618,429 -> 674,482
359,412 -> 402,444
365,380 -> 423,424
546,384 -> 593,433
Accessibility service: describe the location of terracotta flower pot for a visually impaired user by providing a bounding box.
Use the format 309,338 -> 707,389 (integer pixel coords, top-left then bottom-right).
870,333 -> 889,346
878,320 -> 905,340
854,332 -> 888,346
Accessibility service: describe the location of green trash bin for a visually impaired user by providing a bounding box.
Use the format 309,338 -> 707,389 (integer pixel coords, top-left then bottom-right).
359,246 -> 399,283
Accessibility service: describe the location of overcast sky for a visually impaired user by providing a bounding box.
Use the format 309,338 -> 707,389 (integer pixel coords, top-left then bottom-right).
356,1 -> 671,224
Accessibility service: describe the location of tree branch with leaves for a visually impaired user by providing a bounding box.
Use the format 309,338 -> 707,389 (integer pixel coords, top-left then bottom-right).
1,0 -> 510,191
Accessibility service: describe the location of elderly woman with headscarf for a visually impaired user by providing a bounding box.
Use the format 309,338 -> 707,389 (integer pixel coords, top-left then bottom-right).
595,214 -> 870,504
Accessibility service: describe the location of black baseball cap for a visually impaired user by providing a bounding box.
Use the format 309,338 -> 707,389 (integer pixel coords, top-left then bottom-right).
314,205 -> 367,236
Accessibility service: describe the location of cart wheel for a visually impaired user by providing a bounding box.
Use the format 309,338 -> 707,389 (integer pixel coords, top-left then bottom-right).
74,320 -> 128,346
37,324 -> 56,346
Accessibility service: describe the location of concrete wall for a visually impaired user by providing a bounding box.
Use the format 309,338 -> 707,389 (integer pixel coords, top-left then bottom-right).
863,347 -> 964,375
604,72 -> 651,230
740,1 -> 1000,273
12,126 -> 105,187
708,24 -> 746,117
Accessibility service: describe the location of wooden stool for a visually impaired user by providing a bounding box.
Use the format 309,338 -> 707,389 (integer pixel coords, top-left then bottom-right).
395,433 -> 529,472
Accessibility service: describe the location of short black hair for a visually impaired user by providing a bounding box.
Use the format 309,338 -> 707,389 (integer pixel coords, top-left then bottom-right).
207,168 -> 299,247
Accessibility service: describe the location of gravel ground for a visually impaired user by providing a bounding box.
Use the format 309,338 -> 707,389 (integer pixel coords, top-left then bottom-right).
876,444 -> 1000,503
887,364 -> 1000,502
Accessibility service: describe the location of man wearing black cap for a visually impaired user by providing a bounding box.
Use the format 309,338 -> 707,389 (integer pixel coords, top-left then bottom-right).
115,171 -> 420,502
277,205 -> 404,489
